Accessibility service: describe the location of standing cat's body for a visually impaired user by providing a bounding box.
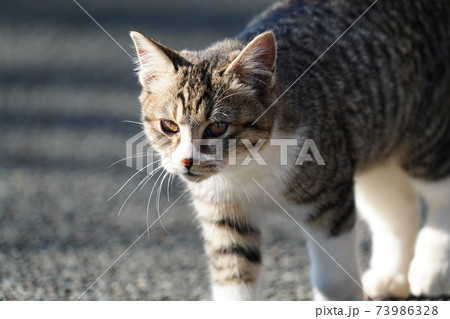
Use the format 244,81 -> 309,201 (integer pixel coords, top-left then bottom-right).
130,0 -> 450,300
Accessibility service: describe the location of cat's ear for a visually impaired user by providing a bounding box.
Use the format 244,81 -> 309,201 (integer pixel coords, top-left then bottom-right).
225,31 -> 277,94
130,31 -> 178,89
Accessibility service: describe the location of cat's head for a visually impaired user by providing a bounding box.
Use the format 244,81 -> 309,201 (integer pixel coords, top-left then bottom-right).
130,31 -> 277,181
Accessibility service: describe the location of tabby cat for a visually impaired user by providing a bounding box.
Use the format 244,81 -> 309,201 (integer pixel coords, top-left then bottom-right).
130,0 -> 450,300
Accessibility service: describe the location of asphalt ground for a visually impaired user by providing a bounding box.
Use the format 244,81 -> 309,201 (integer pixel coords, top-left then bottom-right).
0,0 -> 389,301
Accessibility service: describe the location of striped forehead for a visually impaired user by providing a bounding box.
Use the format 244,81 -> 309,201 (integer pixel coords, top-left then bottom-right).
174,61 -> 214,124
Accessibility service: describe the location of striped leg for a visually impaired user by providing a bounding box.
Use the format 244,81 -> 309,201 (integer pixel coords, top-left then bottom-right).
196,200 -> 262,300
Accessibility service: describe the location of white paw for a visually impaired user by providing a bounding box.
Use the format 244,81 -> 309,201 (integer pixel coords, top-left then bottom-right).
362,269 -> 410,299
212,284 -> 257,301
408,228 -> 450,296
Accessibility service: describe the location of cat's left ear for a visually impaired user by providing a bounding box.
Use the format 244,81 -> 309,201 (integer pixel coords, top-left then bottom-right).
225,31 -> 277,94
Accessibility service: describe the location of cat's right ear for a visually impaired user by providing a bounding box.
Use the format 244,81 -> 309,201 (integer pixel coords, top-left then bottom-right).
224,31 -> 277,95
130,31 -> 177,89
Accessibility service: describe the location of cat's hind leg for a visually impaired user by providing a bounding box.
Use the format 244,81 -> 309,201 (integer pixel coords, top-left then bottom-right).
408,178 -> 450,296
355,161 -> 419,299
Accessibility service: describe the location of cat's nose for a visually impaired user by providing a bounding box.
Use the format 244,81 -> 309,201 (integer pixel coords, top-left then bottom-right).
181,158 -> 193,169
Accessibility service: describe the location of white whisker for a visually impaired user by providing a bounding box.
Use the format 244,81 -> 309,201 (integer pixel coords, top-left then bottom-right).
117,173 -> 152,216
106,161 -> 155,202
156,171 -> 171,235
121,120 -> 144,127
166,173 -> 174,201
146,169 -> 164,238
212,85 -> 232,105
138,164 -> 164,192
146,170 -> 167,237
105,153 -> 155,169
213,90 -> 254,108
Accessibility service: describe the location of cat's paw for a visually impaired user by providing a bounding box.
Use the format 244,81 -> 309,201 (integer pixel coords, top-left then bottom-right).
408,256 -> 450,296
362,269 -> 410,299
408,228 -> 450,296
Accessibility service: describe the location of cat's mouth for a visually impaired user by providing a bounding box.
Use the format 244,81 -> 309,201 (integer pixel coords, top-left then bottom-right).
164,160 -> 221,182
181,165 -> 220,182
182,171 -> 209,182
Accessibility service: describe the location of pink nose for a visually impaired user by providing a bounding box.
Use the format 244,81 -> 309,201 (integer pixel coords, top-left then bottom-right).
181,158 -> 193,168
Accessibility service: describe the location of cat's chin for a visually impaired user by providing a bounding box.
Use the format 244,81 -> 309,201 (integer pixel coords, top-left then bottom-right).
180,172 -> 212,182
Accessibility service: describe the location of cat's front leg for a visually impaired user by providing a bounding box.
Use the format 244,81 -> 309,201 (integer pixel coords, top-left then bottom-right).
195,199 -> 262,301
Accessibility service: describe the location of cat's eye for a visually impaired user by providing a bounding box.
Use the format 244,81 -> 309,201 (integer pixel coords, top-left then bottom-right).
204,123 -> 228,138
160,120 -> 179,134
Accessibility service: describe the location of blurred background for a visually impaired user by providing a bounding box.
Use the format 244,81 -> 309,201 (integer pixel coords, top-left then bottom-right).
0,0 -> 319,300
